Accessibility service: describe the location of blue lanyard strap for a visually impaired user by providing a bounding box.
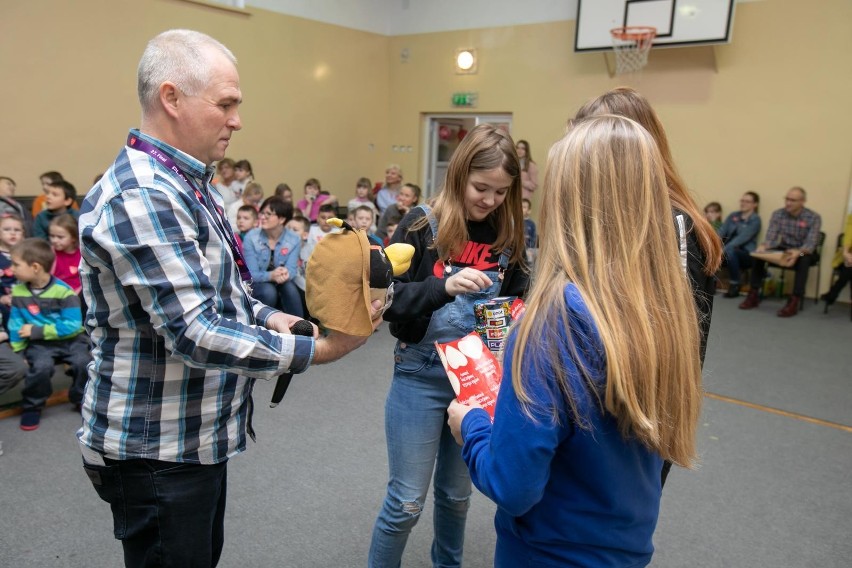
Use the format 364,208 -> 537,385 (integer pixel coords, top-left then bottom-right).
127,134 -> 252,282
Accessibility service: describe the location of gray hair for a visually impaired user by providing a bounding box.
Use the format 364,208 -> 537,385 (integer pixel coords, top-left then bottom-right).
137,29 -> 236,113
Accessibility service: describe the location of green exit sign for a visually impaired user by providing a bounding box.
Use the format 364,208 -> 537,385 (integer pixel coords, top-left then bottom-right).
451,92 -> 478,107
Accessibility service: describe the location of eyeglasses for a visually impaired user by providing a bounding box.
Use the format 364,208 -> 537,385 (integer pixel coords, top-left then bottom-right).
259,211 -> 277,218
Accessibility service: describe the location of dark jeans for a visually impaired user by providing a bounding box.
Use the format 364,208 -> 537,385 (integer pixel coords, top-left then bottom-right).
252,280 -> 304,317
83,457 -> 228,568
749,250 -> 814,297
722,245 -> 752,283
21,334 -> 90,410
0,341 -> 27,396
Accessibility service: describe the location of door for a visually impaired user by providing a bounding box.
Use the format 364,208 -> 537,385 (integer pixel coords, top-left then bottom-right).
422,113 -> 512,199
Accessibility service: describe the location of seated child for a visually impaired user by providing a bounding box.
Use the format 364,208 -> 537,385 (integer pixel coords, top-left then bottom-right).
383,221 -> 398,247
31,171 -> 70,218
227,181 -> 264,227
9,238 -> 89,430
275,183 -> 293,204
48,214 -> 86,319
306,203 -> 340,251
285,216 -> 312,319
353,205 -> 383,246
704,201 -> 723,231
48,214 -> 82,294
347,177 -> 378,222
297,178 -> 336,223
235,205 -> 259,241
0,214 -> 26,331
0,176 -> 30,224
34,180 -> 79,240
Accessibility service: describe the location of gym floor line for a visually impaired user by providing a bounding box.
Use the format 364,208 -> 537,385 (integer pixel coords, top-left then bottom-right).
705,391 -> 852,434
4,389 -> 850,435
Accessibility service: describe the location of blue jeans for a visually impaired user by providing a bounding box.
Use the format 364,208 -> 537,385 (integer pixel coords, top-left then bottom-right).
82,457 -> 228,568
368,342 -> 472,568
723,244 -> 752,283
252,280 -> 304,317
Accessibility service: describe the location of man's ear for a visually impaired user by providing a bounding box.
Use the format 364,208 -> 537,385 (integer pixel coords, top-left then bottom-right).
159,82 -> 181,119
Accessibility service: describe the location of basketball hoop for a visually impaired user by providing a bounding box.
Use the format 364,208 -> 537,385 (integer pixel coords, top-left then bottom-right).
610,26 -> 657,75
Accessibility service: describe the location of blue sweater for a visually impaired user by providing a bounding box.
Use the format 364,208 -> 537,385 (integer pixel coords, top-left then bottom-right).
461,283 -> 662,567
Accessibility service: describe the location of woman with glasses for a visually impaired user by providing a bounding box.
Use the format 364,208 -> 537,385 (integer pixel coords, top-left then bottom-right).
718,192 -> 762,298
242,197 -> 303,317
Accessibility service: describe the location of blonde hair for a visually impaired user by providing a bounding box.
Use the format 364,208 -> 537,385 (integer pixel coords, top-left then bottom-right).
242,182 -> 264,200
512,115 -> 702,467
573,87 -> 722,275
411,123 -> 526,265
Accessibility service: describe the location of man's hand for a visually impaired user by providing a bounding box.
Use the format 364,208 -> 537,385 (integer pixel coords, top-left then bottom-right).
19,324 -> 33,338
312,300 -> 383,364
756,243 -> 768,253
780,249 -> 802,267
266,312 -> 319,338
447,398 -> 482,445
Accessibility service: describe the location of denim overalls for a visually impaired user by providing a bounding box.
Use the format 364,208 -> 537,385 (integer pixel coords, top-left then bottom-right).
369,206 -> 510,568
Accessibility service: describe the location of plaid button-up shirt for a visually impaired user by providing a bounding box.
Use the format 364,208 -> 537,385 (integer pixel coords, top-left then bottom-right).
77,130 -> 313,464
763,207 -> 822,253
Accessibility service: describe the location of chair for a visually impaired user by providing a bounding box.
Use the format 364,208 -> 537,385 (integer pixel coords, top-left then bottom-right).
766,231 -> 825,310
824,232 -> 852,320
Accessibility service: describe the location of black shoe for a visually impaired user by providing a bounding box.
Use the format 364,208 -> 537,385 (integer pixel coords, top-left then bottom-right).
724,285 -> 740,298
821,293 -> 835,314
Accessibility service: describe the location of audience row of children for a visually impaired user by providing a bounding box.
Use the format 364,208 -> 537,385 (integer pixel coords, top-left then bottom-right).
224,168 -> 541,317
0,162 -> 541,429
0,173 -> 89,430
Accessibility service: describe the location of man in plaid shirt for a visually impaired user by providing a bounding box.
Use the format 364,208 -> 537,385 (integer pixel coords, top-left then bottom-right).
740,186 -> 822,317
77,30 -> 380,567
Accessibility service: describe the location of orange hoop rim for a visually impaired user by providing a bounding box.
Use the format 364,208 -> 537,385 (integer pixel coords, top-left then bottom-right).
610,26 -> 657,42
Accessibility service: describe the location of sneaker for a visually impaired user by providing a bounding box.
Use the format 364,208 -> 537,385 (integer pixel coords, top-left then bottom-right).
20,409 -> 41,431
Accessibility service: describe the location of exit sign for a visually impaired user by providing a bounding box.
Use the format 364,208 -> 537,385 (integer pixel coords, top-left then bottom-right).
451,92 -> 478,107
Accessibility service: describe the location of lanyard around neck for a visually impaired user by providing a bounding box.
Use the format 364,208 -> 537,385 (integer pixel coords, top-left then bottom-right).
127,134 -> 252,282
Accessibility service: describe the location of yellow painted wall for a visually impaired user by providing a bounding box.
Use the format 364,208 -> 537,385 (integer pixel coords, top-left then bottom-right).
1,0 -> 850,295
387,0 -> 852,296
0,0 -> 390,201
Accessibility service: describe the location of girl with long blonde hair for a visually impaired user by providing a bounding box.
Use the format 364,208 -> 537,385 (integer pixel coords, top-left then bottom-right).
573,87 -> 722,486
449,116 -> 702,567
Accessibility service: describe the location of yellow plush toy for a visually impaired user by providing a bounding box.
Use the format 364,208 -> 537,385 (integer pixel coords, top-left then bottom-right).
306,219 -> 414,336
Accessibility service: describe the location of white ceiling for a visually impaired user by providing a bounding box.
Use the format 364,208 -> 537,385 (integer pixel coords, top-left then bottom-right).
245,0 -> 761,36
246,0 -> 575,35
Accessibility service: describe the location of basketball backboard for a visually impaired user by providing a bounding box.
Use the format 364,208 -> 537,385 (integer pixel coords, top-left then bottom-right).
575,0 -> 736,52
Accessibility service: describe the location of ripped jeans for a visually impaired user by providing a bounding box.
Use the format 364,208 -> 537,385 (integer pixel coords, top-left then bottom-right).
368,342 -> 472,568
